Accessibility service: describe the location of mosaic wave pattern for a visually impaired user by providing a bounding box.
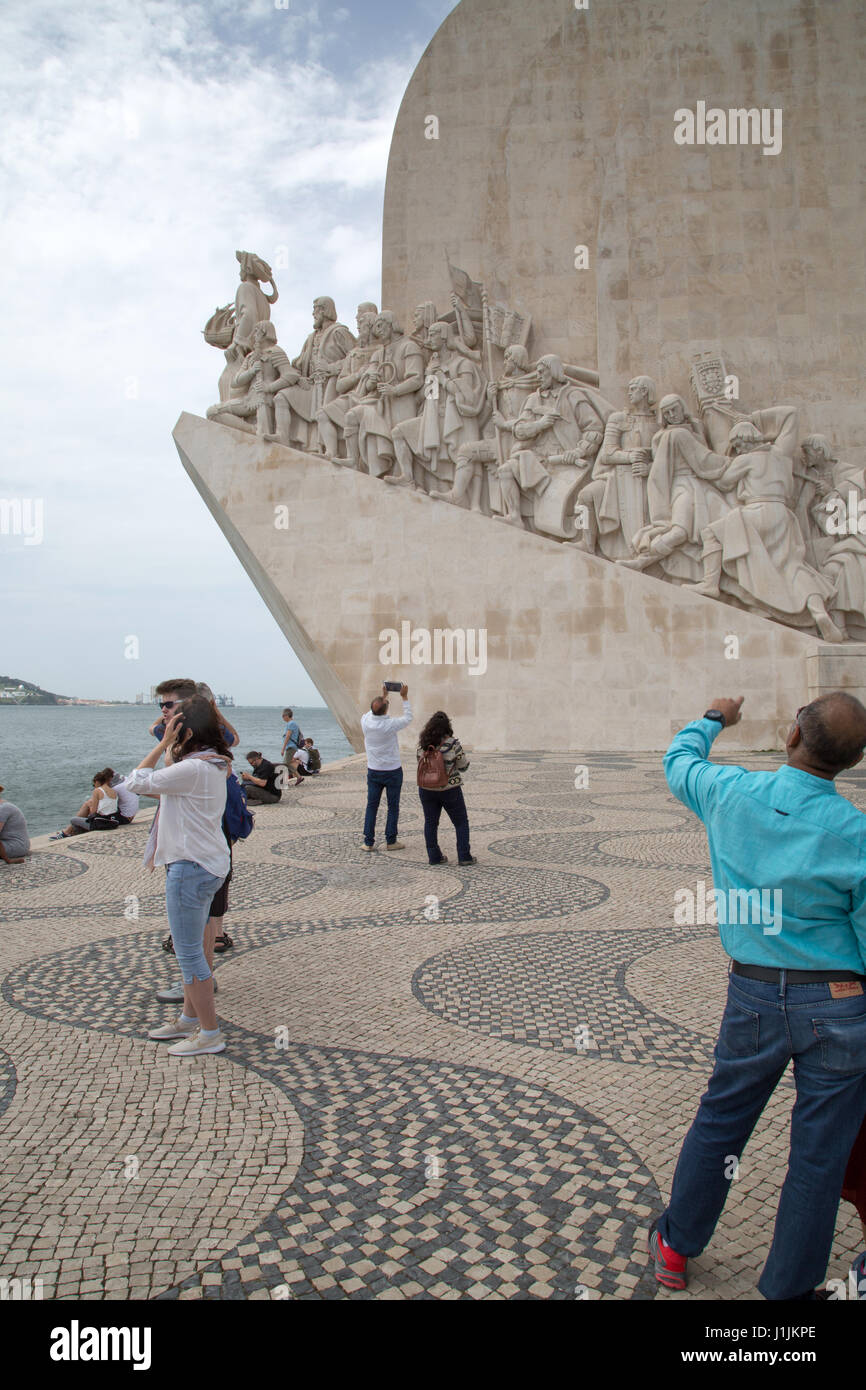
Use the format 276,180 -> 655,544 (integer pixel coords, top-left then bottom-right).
413,927 -> 717,1067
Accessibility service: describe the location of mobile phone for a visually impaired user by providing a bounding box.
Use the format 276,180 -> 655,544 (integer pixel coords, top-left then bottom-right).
383,681 -> 402,692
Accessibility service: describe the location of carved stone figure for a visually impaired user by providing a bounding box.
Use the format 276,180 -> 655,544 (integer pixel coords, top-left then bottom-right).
387,321 -> 486,489
316,311 -> 379,461
623,394 -> 730,581
270,298 -> 356,453
203,251 -> 280,403
497,355 -> 611,537
197,253 -> 866,646
823,479 -> 866,642
343,312 -> 425,477
409,302 -> 438,351
798,434 -> 866,570
692,409 -> 843,641
431,344 -> 536,512
206,321 -> 291,436
232,251 -> 279,351
577,377 -> 657,558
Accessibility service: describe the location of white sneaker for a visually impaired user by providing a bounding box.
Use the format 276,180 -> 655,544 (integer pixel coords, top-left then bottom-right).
155,980 -> 218,1003
148,1018 -> 198,1041
385,841 -> 405,851
167,1029 -> 226,1056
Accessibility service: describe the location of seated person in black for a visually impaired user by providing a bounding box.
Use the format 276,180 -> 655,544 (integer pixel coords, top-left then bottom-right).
241,751 -> 282,803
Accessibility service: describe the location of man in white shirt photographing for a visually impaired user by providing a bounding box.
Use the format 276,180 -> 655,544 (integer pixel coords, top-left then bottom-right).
360,683 -> 413,852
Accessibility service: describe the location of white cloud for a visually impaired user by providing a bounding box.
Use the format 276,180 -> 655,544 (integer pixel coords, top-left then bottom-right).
0,0 -> 451,701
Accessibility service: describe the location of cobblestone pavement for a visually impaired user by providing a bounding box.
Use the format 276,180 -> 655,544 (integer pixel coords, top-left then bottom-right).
1,750 -> 865,1301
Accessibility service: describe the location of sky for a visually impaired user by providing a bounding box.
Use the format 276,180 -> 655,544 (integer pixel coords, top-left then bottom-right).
0,0 -> 458,704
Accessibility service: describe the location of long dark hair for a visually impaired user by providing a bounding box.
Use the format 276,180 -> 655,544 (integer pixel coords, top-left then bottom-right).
170,695 -> 234,762
418,710 -> 453,752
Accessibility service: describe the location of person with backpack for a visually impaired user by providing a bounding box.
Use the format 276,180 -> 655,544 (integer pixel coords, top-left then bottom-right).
150,680 -> 249,1000
156,751 -> 254,997
416,710 -> 476,866
126,696 -> 232,1056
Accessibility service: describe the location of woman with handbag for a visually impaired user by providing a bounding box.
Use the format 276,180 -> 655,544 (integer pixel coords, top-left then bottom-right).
416,710 -> 476,866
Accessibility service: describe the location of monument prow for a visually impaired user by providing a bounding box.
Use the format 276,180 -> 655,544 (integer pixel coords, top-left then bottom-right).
174,412 -> 864,752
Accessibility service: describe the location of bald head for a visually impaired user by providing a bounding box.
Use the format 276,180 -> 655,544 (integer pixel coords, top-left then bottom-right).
371,696 -> 388,715
794,692 -> 866,776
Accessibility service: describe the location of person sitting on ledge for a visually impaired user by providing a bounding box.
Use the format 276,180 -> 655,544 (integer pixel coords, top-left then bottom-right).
51,768 -> 119,838
0,785 -> 29,862
109,770 -> 139,824
303,738 -> 321,774
288,743 -> 309,783
241,752 -> 282,803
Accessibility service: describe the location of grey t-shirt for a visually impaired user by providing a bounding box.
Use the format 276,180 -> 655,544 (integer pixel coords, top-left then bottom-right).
0,802 -> 29,858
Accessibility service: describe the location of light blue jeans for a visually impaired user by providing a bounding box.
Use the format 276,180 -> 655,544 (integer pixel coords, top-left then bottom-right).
165,860 -> 222,985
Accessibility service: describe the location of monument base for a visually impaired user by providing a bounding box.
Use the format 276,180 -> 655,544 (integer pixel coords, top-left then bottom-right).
174,413 -> 861,754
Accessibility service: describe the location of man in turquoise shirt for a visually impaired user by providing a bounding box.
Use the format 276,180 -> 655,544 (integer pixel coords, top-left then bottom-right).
650,692 -> 866,1301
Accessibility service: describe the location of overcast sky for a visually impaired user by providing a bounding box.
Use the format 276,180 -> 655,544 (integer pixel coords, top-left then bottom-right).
0,0 -> 457,704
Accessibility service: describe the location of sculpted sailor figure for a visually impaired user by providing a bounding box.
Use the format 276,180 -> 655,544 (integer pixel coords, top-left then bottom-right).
430,344 -> 536,512
343,311 -> 425,477
270,297 -> 355,452
386,321 -> 486,490
800,434 -> 866,570
316,309 -> 379,462
231,250 -> 279,350
808,438 -> 866,640
206,321 -> 291,436
204,250 -> 279,404
691,409 -> 843,642
497,355 -> 611,532
576,376 -> 656,559
409,301 -> 438,353
623,394 -> 730,581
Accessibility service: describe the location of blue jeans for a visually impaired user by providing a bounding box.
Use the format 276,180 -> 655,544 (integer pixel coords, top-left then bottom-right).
418,785 -> 471,862
658,971 -> 866,1299
165,860 -> 222,984
364,767 -> 403,846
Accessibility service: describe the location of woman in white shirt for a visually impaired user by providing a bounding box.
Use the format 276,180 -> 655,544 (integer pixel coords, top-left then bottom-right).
126,696 -> 231,1058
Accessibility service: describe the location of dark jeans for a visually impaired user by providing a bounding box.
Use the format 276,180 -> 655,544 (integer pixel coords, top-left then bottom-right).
658,971 -> 866,1300
364,767 -> 403,845
418,785 -> 471,863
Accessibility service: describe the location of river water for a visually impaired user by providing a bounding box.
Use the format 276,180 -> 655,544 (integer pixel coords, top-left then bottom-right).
0,705 -> 353,837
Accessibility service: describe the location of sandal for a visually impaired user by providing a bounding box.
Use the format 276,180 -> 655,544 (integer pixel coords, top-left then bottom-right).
213,933 -> 234,952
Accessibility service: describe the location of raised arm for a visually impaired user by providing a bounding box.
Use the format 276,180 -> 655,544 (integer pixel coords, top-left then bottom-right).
664,697 -> 743,821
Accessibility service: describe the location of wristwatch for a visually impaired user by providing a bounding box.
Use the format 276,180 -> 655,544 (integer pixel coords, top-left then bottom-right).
703,709 -> 726,726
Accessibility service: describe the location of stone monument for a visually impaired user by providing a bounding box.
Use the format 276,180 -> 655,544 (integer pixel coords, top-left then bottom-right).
175,0 -> 866,753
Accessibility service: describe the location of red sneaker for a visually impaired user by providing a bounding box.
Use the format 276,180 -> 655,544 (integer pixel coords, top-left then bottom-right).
649,1224 -> 688,1290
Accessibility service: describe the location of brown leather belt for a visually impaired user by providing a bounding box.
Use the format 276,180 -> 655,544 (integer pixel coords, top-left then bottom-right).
732,960 -> 866,984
